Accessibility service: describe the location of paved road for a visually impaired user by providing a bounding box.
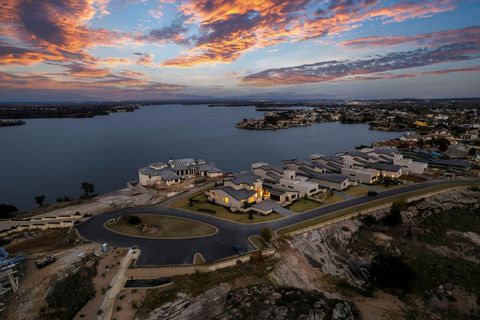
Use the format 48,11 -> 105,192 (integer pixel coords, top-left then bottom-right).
76,179 -> 478,266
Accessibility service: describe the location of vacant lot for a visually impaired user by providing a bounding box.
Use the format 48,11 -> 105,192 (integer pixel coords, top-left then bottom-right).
288,198 -> 322,212
106,215 -> 217,238
288,195 -> 342,213
172,193 -> 282,223
344,185 -> 369,197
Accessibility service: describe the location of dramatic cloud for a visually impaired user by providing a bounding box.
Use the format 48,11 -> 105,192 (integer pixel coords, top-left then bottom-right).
163,0 -> 456,66
0,69 -> 186,100
243,41 -> 480,85
342,26 -> 480,48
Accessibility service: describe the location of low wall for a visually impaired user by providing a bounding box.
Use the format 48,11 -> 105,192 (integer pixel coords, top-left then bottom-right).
125,248 -> 276,279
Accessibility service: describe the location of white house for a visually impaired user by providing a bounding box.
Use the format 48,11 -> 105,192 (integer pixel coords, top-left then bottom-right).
312,173 -> 351,191
207,186 -> 257,212
341,167 -> 379,184
393,154 -> 428,174
278,169 -> 320,197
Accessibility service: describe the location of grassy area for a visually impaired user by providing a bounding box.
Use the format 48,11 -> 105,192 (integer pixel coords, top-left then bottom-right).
106,214 -> 216,238
172,193 -> 282,224
287,198 -> 322,213
344,185 -> 370,197
278,182 -> 480,235
323,194 -> 342,205
249,235 -> 268,250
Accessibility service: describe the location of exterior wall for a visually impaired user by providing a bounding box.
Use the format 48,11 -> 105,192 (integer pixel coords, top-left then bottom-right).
341,167 -> 378,184
139,173 -> 163,186
409,161 -> 428,174
314,179 -> 349,191
278,178 -> 318,197
379,169 -> 402,179
208,189 -> 242,211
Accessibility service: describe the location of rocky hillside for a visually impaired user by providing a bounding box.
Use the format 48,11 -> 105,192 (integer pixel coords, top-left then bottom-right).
138,188 -> 480,320
270,188 -> 480,319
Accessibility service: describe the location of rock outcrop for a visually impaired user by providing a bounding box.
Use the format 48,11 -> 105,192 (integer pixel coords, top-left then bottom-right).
271,188 -> 480,288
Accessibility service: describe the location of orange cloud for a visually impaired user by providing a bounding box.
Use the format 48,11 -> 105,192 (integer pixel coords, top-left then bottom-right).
164,0 -> 456,67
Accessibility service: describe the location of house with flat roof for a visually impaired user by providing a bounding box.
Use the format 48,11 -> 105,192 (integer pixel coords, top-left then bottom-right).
341,167 -> 379,184
253,163 -> 321,198
311,173 -> 351,191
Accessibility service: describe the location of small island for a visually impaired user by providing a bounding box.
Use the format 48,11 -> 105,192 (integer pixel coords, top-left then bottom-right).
0,119 -> 26,127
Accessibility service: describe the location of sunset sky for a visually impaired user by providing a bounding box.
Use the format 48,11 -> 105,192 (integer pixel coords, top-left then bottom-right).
0,0 -> 479,101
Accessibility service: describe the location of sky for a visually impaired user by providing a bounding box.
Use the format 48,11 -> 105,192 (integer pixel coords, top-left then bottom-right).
0,0 -> 479,101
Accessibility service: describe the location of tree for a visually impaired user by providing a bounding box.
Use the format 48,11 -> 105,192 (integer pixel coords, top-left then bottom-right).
80,182 -> 96,199
0,203 -> 18,219
35,195 -> 46,207
260,227 -> 272,243
382,201 -> 405,226
248,211 -> 254,220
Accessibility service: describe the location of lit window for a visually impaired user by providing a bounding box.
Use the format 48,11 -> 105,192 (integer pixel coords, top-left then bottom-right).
224,197 -> 229,204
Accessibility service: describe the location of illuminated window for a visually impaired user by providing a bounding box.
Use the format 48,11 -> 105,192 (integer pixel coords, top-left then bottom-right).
224,197 -> 229,204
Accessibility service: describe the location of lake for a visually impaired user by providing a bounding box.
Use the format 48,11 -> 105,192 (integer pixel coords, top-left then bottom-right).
0,105 -> 401,208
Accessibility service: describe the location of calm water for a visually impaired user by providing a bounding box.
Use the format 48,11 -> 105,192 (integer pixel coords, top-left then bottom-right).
0,105 -> 400,208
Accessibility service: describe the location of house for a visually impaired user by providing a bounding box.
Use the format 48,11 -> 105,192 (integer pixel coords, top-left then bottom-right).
207,186 -> 257,212
139,158 -> 222,187
311,173 -> 351,191
139,163 -> 181,186
253,163 -> 320,197
392,154 -> 428,174
277,170 -> 320,197
197,160 -> 223,177
371,163 -> 403,179
341,167 -> 379,184
262,182 -> 299,204
224,172 -> 263,194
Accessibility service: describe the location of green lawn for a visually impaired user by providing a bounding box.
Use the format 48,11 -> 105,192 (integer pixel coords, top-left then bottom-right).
172,193 -> 282,223
106,214 -> 216,238
344,185 -> 369,197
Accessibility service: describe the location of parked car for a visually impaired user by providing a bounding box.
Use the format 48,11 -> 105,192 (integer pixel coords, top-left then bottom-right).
367,190 -> 378,196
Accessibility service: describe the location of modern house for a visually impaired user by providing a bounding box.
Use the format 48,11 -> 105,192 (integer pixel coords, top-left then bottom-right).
252,163 -> 320,198
341,167 -> 379,184
207,186 -> 257,212
139,158 -> 222,187
311,173 -> 351,191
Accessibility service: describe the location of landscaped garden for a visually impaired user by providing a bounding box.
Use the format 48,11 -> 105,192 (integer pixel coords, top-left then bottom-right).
106,214 -> 217,238
171,192 -> 282,223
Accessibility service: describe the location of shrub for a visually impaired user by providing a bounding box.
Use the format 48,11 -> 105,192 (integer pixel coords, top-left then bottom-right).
370,254 -> 416,291
361,215 -> 377,227
127,215 -> 142,225
260,228 -> 273,243
199,208 -> 216,214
